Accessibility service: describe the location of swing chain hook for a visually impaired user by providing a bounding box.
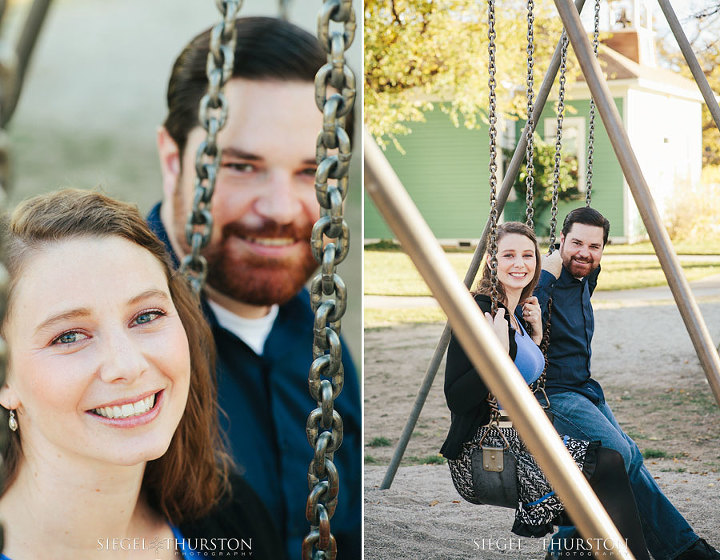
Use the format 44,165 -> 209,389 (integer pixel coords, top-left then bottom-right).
180,0 -> 242,294
304,0 -> 355,558
586,0 -> 600,207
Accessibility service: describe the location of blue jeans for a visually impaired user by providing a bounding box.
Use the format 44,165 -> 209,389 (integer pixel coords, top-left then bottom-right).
542,391 -> 697,560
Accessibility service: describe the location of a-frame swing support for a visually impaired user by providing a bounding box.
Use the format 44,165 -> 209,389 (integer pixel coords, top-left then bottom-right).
376,0 -> 720,492
554,0 -> 720,407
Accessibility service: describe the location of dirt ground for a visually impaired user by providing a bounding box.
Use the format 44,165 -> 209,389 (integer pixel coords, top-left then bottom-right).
364,300 -> 720,559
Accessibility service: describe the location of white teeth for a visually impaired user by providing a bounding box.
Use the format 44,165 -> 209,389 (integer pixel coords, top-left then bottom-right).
93,394 -> 156,419
248,237 -> 294,247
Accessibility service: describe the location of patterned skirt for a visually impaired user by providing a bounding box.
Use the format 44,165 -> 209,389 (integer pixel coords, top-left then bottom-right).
447,425 -> 598,537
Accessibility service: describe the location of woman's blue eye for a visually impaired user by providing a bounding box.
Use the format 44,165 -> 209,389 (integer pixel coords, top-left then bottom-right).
53,331 -> 87,345
134,310 -> 164,325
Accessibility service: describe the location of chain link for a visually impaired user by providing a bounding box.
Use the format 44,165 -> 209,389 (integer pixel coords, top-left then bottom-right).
585,0 -> 600,207
179,0 -> 242,294
524,0 -> 536,229
304,0 -> 355,557
487,0 -> 499,317
548,33 -> 569,252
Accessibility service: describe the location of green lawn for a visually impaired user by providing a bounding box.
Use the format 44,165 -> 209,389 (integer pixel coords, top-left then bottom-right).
364,250 -> 720,296
603,239 -> 720,255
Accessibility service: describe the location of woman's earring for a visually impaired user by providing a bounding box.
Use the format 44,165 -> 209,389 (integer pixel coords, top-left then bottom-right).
8,409 -> 17,432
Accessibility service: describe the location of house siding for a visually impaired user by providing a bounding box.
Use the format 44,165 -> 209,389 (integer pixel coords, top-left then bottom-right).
366,97 -> 626,241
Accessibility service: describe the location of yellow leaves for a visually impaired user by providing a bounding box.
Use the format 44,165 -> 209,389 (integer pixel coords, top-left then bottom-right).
365,0 -> 569,143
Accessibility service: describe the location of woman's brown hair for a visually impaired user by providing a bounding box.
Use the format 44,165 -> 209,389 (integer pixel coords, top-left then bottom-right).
474,221 -> 542,308
1,189 -> 231,523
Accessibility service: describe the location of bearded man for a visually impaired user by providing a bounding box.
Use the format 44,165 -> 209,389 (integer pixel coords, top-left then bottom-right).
536,207 -> 718,560
147,17 -> 360,560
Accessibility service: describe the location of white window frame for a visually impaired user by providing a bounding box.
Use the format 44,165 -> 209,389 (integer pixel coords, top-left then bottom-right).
543,116 -> 587,192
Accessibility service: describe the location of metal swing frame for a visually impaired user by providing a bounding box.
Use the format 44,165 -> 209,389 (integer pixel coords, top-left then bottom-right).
367,0 -> 720,555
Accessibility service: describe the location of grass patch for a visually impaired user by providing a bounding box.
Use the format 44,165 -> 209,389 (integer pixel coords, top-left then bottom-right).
367,437 -> 392,447
643,448 -> 669,459
407,455 -> 447,465
364,307 -> 447,328
364,250 -> 720,296
604,239 -> 720,255
365,455 -> 378,464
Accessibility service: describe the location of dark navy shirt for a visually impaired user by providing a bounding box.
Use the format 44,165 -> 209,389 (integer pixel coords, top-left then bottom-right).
147,203 -> 362,560
534,266 -> 605,403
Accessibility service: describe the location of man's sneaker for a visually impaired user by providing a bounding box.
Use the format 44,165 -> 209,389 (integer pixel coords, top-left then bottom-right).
676,538 -> 720,560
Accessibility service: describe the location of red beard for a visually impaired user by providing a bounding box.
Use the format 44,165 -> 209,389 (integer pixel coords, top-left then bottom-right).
202,219 -> 318,306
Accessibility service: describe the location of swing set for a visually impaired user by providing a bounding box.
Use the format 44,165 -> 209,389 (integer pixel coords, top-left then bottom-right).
366,0 -> 720,557
0,1 -> 357,559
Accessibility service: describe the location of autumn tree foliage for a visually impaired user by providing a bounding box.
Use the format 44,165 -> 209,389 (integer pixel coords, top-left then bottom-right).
364,0 -> 567,147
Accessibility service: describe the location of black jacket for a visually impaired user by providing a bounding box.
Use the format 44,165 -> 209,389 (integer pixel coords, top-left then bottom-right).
180,471 -> 284,559
440,294 -> 523,460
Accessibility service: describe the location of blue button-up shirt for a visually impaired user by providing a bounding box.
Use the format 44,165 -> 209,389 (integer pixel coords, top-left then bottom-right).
534,266 -> 605,403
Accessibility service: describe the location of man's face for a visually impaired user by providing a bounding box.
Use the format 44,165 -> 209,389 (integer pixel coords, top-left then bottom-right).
559,223 -> 605,278
164,79 -> 321,307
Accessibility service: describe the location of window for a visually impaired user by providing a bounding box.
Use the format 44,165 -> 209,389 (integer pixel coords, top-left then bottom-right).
544,116 -> 586,191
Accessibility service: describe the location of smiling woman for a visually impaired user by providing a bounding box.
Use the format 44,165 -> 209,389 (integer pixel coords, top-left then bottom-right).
0,189 -> 282,559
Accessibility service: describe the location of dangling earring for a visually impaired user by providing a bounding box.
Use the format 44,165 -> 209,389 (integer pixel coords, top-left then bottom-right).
8,409 -> 17,432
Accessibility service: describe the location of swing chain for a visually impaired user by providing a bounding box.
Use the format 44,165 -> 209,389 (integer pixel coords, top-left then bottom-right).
524,0 -> 536,230
487,0 -> 499,317
180,0 -> 242,294
305,0 -> 355,558
548,33 -> 569,252
585,0 -> 600,207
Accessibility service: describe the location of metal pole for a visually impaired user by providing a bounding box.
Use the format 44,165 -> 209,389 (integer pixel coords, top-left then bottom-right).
657,0 -> 720,134
365,130 -> 635,560
1,0 -> 54,127
380,0 -> 587,489
553,0 -> 720,408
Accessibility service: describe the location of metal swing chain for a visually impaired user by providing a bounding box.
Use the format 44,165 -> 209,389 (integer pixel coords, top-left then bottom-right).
180,0 -> 242,294
548,32 -> 569,252
524,0 -> 536,229
585,0 -> 600,207
304,0 -> 355,558
487,0 -> 499,318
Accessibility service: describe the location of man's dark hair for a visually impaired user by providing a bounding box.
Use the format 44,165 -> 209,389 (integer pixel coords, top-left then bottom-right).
164,17 -> 326,158
561,206 -> 610,245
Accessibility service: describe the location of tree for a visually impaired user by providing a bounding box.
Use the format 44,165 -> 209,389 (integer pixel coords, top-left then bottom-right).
505,135 -> 582,236
657,2 -> 720,167
364,0 -> 567,148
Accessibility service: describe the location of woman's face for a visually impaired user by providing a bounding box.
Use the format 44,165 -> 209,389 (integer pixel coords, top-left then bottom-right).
494,233 -> 537,295
1,236 -> 191,469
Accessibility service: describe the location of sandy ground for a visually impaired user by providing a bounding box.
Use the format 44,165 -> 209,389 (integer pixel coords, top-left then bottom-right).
364,298 -> 720,559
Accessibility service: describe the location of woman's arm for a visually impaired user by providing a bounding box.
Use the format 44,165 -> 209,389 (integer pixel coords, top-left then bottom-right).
443,297 -> 516,416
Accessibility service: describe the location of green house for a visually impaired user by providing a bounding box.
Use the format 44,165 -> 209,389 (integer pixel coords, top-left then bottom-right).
366,24 -> 702,245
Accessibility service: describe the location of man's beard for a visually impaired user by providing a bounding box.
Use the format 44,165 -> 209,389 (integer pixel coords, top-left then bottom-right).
172,191 -> 317,306
562,251 -> 598,278
202,220 -> 318,306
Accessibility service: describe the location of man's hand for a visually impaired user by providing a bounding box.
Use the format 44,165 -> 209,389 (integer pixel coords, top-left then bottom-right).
484,308 -> 509,353
521,296 -> 543,345
541,249 -> 562,279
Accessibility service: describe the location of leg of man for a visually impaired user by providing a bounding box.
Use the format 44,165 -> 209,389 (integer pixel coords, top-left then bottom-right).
545,391 -> 698,560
